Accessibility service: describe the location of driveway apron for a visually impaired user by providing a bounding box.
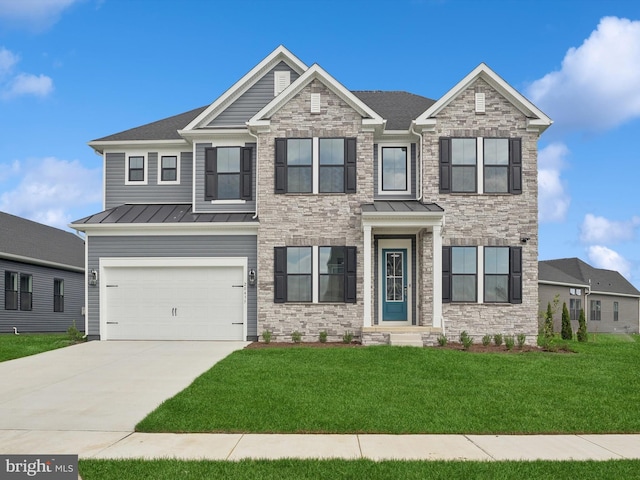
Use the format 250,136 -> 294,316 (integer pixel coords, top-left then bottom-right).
0,341 -> 247,432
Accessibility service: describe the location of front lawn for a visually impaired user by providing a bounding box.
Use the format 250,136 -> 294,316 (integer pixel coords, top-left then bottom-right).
79,459 -> 640,480
0,333 -> 77,362
136,335 -> 640,434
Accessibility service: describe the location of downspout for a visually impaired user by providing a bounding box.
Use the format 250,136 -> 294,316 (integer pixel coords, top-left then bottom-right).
409,122 -> 423,202
247,127 -> 259,220
585,279 -> 591,322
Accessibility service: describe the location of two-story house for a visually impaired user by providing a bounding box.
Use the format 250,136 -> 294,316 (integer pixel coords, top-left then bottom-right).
71,46 -> 551,345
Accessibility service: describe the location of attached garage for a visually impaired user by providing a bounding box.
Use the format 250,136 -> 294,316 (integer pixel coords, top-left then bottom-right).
100,258 -> 246,341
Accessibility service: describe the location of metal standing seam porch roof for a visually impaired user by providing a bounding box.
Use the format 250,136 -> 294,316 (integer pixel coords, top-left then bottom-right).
361,201 -> 444,214
71,204 -> 257,226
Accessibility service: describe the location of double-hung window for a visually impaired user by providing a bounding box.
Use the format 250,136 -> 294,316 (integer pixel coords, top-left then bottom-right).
159,155 -> 178,183
614,301 -> 619,321
570,298 -> 582,321
126,155 -> 146,184
204,146 -> 252,201
590,300 -> 601,321
54,279 -> 64,313
381,146 -> 408,192
275,138 -> 356,194
4,271 -> 18,310
443,246 -> 522,304
274,246 -> 356,303
440,137 -> 522,194
19,274 -> 32,311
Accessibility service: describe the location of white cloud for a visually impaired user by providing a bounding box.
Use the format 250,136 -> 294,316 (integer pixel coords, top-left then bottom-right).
580,214 -> 640,244
2,73 -> 53,99
0,0 -> 82,31
587,245 -> 632,279
538,142 -> 570,223
527,16 -> 640,132
0,46 -> 18,77
0,157 -> 102,231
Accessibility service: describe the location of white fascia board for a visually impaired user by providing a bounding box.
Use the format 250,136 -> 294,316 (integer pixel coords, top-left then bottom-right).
589,290 -> 640,299
88,139 -> 189,155
415,63 -> 552,130
178,129 -> 254,143
183,46 -> 308,132
0,252 -> 84,273
71,222 -> 259,237
538,280 -> 590,289
248,64 -> 385,127
101,256 -> 248,268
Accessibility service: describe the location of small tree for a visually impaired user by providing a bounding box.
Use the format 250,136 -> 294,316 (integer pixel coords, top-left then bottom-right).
544,301 -> 554,340
561,302 -> 573,340
577,308 -> 588,342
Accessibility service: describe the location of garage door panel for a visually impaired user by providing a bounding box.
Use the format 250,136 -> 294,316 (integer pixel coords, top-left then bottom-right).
104,265 -> 244,341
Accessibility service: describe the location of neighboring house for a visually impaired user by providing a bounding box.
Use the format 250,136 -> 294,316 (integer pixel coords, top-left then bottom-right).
1,211 -> 85,333
71,46 -> 552,344
539,258 -> 640,334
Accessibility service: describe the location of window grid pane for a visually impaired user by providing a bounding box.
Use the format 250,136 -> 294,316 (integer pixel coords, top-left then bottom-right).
217,174 -> 240,199
484,247 -> 509,274
484,139 -> 509,165
452,139 -> 477,165
484,166 -> 509,193
451,166 -> 476,192
319,139 -> 344,165
287,139 -> 312,166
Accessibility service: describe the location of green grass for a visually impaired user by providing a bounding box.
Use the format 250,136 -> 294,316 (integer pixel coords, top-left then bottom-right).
79,459 -> 640,480
137,334 -> 640,434
0,333 -> 78,362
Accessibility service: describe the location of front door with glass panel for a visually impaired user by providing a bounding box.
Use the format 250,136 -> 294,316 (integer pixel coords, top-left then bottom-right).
382,248 -> 408,321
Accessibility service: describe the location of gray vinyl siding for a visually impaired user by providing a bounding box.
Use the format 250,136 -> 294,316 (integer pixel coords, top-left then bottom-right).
87,235 -> 258,340
194,142 -> 256,213
209,62 -> 300,127
373,143 -> 417,200
373,235 -> 417,325
0,259 -> 84,333
105,152 -> 193,209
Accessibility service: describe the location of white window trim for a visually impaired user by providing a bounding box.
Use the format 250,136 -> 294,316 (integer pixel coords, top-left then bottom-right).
157,152 -> 181,185
207,143 -> 249,202
125,153 -> 148,185
211,199 -> 246,205
377,143 -> 412,196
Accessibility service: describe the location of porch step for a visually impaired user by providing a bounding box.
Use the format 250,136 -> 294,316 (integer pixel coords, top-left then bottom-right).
389,333 -> 423,347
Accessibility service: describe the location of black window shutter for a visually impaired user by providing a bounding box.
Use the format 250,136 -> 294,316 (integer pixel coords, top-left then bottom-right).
509,138 -> 522,194
241,147 -> 253,200
274,247 -> 287,303
345,138 -> 357,193
439,138 -> 451,193
205,147 -> 217,200
442,246 -> 451,303
509,246 -> 523,304
275,139 -> 287,194
345,246 -> 357,303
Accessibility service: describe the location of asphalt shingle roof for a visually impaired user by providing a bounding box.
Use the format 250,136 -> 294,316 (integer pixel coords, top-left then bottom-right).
0,211 -> 84,270
539,258 -> 640,296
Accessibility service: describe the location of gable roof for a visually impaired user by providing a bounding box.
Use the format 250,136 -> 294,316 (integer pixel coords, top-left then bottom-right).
248,63 -> 385,130
0,211 -> 84,271
415,63 -> 552,133
539,258 -> 640,296
352,91 -> 435,130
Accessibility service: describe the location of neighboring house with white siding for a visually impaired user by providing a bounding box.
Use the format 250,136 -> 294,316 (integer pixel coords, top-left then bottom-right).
539,258 -> 640,334
71,46 -> 551,345
1,211 -> 85,334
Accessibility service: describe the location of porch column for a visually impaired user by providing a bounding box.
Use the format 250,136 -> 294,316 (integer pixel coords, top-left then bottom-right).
432,224 -> 442,328
363,224 -> 372,327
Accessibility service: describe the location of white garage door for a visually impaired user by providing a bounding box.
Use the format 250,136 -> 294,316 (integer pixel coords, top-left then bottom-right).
103,265 -> 245,340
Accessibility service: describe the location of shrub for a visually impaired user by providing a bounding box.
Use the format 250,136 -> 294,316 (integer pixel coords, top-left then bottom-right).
504,335 -> 515,351
561,302 -> 573,340
577,308 -> 588,342
481,334 -> 491,346
67,321 -> 84,342
342,331 -> 353,344
516,333 -> 526,349
437,334 -> 447,346
261,330 -> 272,344
459,331 -> 469,344
460,332 -> 473,350
544,301 -> 554,340
319,330 -> 328,343
493,333 -> 503,346
291,331 -> 302,343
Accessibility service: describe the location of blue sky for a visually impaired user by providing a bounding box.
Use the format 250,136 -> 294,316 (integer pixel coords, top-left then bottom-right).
1,0 -> 640,286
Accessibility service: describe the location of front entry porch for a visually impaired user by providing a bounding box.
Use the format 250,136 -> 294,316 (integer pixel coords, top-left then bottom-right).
361,326 -> 444,346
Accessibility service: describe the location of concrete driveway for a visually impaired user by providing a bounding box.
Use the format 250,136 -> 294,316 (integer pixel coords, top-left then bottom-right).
0,340 -> 247,432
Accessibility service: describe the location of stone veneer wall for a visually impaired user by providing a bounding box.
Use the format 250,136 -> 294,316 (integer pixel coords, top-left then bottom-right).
422,78 -> 540,344
256,80 -> 373,342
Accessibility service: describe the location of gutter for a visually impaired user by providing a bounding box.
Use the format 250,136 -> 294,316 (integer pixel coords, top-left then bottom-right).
247,127 -> 260,220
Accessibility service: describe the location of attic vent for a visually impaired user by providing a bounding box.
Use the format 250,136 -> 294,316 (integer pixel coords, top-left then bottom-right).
274,71 -> 291,96
310,93 -> 321,113
475,92 -> 486,114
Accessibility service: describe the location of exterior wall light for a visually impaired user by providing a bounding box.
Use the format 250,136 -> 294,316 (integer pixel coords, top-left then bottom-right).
89,269 -> 98,286
248,268 -> 256,286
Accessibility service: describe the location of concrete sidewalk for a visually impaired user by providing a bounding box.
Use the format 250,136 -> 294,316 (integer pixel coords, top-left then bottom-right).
1,431 -> 639,461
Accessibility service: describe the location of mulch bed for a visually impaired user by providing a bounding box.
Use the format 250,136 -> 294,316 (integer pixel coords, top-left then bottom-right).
245,341 -> 363,349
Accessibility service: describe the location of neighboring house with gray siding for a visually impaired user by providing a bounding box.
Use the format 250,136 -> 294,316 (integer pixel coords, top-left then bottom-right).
539,258 -> 640,334
1,211 -> 85,334
71,46 -> 552,344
